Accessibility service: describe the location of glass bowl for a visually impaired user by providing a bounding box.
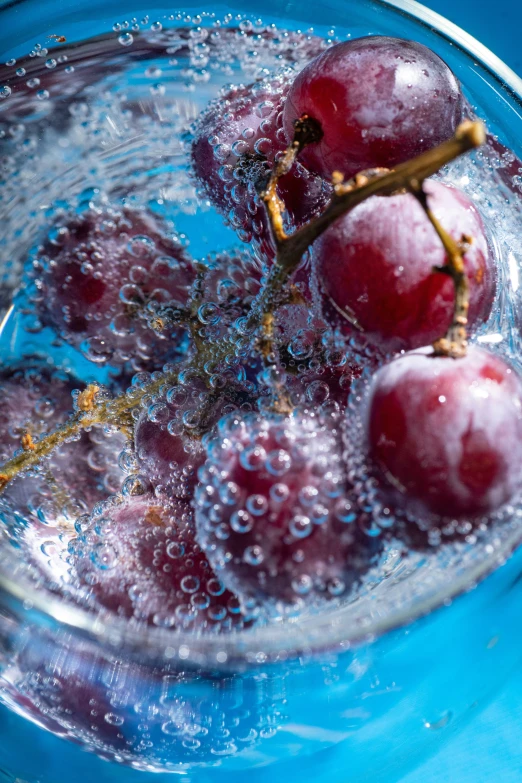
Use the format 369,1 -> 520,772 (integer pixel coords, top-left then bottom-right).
0,1 -> 522,782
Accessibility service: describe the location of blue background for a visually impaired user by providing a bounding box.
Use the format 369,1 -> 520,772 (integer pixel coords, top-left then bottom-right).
402,8 -> 522,782
420,0 -> 522,74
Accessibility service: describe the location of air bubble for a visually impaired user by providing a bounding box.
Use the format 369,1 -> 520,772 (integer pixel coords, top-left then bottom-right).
246,494 -> 268,516
166,541 -> 184,559
270,483 -> 290,503
292,574 -> 313,595
181,575 -> 200,593
118,33 -> 134,46
240,445 -> 266,471
231,509 -> 254,533
244,545 -> 264,566
105,713 -> 124,726
289,515 -> 312,538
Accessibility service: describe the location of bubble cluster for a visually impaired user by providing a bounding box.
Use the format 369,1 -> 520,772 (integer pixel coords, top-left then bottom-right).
195,408 -> 379,615
0,363 -> 126,584
16,633 -> 285,765
70,493 -> 252,631
134,366 -> 254,502
190,70 -> 332,261
28,207 -> 195,370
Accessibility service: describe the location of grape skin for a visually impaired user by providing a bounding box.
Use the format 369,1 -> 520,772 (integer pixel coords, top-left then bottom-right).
72,493 -> 250,631
284,36 -> 463,180
29,207 -> 195,370
313,181 -> 495,352
191,72 -> 331,261
367,346 -> 522,518
195,409 -> 377,614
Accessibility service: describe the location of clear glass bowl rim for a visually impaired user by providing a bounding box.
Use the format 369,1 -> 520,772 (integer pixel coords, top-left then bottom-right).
1,0 -> 522,664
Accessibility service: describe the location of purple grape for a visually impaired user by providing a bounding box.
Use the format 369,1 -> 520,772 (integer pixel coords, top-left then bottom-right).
195,408 -> 377,614
313,180 -> 495,352
0,363 -> 126,589
368,346 -> 522,518
191,72 -> 331,262
72,493 -> 250,631
0,363 -> 125,516
284,36 -> 463,180
29,207 -> 195,369
134,372 -> 245,502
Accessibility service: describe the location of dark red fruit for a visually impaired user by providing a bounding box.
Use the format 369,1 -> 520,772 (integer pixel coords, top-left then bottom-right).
72,494 -> 250,630
196,409 -> 376,611
314,181 -> 495,352
30,207 -> 195,369
191,72 -> 331,262
367,346 -> 522,518
284,36 -> 463,180
0,363 -> 124,518
134,374 -> 248,502
0,363 -> 125,590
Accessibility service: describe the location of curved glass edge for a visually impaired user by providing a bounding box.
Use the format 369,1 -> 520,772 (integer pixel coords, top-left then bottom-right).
382,0 -> 522,100
0,0 -> 521,663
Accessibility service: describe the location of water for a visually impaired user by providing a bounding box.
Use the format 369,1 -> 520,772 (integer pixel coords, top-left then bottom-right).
0,4 -> 522,783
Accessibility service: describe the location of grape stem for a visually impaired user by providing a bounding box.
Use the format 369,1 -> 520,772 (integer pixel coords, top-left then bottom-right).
411,185 -> 471,358
0,121 -> 485,493
261,115 -> 323,248
259,120 -> 485,332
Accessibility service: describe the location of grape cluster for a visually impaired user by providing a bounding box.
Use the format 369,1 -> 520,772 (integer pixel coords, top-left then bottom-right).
6,34 -> 521,640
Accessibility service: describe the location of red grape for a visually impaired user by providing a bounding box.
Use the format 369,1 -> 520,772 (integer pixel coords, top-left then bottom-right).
134,371 -> 251,502
367,346 -> 522,518
284,36 -> 463,180
72,493 -> 250,630
29,207 -> 195,369
195,409 -> 377,613
313,181 -> 495,352
191,72 -> 331,261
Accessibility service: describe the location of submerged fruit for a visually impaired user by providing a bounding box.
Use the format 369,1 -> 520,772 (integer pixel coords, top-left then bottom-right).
367,347 -> 522,518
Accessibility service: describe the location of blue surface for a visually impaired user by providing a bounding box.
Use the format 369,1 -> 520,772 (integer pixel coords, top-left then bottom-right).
421,0 -> 522,74
402,4 -> 522,780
